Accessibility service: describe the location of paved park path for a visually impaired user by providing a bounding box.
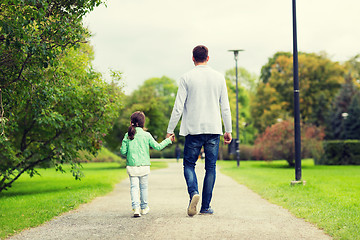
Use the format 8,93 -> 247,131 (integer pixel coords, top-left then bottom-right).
9,162 -> 331,240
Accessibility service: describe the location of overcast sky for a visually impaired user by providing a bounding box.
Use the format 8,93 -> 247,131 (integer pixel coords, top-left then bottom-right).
83,0 -> 360,94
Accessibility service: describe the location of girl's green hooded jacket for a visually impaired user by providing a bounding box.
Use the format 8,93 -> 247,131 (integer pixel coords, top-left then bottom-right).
120,127 -> 172,166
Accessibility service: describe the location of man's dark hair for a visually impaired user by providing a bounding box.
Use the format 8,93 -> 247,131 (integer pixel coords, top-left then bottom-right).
193,45 -> 208,62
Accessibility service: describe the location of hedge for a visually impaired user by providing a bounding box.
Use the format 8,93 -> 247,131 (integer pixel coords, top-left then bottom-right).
220,144 -> 256,160
315,140 -> 360,165
150,144 -> 183,159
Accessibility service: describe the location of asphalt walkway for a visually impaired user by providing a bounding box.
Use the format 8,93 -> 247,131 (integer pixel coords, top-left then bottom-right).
9,162 -> 331,240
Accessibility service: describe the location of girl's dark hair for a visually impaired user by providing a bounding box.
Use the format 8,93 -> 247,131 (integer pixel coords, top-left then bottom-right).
128,111 -> 145,140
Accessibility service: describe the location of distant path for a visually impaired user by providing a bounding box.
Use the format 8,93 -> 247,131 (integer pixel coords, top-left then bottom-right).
9,161 -> 331,240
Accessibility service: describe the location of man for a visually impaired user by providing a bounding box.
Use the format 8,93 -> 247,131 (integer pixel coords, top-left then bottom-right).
166,45 -> 232,216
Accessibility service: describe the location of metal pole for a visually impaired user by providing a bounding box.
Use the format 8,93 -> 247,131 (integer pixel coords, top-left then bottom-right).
228,49 -> 244,167
235,55 -> 240,167
292,0 -> 302,181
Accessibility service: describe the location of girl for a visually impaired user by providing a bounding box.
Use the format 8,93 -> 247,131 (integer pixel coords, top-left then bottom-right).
120,111 -> 174,217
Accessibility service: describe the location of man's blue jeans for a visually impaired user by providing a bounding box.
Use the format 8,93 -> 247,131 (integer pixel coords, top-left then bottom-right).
183,134 -> 220,210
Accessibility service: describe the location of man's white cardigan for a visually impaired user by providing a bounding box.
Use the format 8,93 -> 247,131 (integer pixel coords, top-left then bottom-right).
167,65 -> 232,136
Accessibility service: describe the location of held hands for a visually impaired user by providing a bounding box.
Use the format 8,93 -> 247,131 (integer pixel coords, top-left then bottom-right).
167,133 -> 175,142
224,132 -> 232,145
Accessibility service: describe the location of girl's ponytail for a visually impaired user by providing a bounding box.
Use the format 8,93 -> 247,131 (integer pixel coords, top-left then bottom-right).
127,111 -> 145,140
128,123 -> 136,140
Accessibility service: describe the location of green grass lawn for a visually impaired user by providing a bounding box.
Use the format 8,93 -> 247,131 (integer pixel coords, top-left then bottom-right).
0,161 -> 167,239
218,159 -> 360,240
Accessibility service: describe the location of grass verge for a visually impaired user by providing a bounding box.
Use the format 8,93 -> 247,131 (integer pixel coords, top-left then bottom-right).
218,159 -> 360,240
0,161 -> 167,239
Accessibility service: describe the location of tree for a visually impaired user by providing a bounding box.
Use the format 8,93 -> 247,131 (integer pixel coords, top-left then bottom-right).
0,0 -> 125,192
0,0 -> 102,89
225,67 -> 258,145
0,43 -> 123,192
325,74 -> 358,140
250,82 -> 289,133
343,92 -> 360,139
252,52 -> 346,133
260,51 -> 292,84
225,67 -> 259,93
344,54 -> 360,89
105,76 -> 178,151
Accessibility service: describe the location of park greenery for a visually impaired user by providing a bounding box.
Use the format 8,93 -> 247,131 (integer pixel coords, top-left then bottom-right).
0,161 -> 168,239
105,50 -> 360,165
0,0 -> 127,193
104,67 -> 258,160
253,119 -> 324,166
254,52 -> 352,131
1,160 -> 358,240
250,52 -> 360,164
219,160 -> 360,240
1,2 -> 360,237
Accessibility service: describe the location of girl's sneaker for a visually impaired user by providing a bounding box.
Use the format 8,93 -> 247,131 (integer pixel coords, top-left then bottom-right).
133,208 -> 141,217
141,206 -> 150,215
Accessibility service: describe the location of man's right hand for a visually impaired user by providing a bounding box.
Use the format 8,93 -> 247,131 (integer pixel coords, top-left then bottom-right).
224,132 -> 232,145
166,133 -> 175,142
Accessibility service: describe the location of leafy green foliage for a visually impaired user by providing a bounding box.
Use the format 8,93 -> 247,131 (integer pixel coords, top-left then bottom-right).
225,67 -> 259,93
0,42 -> 123,192
225,67 -> 258,145
344,93 -> 360,139
260,51 -> 292,84
107,68 -> 259,159
78,147 -> 126,167
325,74 -> 360,140
0,0 -> 102,89
105,76 -> 178,151
0,0 -> 124,193
344,54 -> 360,89
252,52 -> 346,132
316,140 -> 360,165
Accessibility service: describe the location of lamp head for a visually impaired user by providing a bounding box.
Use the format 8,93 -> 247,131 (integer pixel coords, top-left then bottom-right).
228,49 -> 244,60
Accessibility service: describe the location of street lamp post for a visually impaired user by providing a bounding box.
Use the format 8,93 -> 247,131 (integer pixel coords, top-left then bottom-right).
292,0 -> 302,183
228,49 -> 244,167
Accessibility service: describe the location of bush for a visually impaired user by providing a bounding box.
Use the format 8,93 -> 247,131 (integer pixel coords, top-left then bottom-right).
78,148 -> 126,168
315,140 -> 360,165
149,144 -> 184,159
253,120 -> 325,166
219,144 -> 256,160
240,145 -> 256,160
149,150 -> 162,158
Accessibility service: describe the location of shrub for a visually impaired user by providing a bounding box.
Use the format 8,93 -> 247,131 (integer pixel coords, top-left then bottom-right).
149,150 -> 162,158
78,148 -> 126,167
240,144 -> 256,160
220,144 -> 255,160
162,144 -> 183,158
315,140 -> 360,165
253,120 -> 324,166
149,144 -> 184,159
